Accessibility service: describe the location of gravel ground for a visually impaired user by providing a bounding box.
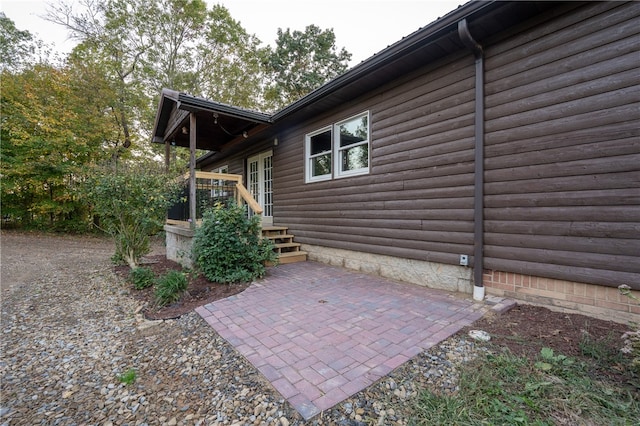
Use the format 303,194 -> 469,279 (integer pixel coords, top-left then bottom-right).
1,232 -> 485,425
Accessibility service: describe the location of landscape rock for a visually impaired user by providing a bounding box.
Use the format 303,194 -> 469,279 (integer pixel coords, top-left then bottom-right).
1,232 -> 488,425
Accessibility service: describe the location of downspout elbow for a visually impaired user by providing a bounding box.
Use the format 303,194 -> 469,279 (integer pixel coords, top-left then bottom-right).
458,19 -> 485,301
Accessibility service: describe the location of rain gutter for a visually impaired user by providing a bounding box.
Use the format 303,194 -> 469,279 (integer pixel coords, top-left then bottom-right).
458,18 -> 485,301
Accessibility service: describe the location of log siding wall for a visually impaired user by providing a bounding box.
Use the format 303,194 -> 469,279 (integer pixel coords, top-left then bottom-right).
202,1 -> 639,294
483,1 -> 640,289
274,53 -> 477,267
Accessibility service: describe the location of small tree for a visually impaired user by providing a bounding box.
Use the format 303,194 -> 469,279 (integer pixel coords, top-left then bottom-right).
191,202 -> 278,283
83,162 -> 181,268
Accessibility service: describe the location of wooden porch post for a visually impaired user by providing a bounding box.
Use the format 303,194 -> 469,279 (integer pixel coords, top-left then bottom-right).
164,141 -> 170,171
189,113 -> 197,230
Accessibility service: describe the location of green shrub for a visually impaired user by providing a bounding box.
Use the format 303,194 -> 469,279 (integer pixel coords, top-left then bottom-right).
82,162 -> 181,268
129,267 -> 155,290
191,202 -> 278,284
154,270 -> 188,307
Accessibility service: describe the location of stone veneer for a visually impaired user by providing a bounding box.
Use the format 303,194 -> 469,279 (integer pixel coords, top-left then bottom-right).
301,244 -> 473,293
164,224 -> 194,268
301,244 -> 639,325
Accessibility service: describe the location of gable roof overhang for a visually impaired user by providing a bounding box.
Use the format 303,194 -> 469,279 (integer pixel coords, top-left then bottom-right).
151,89 -> 272,152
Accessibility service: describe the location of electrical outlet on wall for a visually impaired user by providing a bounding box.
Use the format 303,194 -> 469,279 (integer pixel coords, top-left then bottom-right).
459,255 -> 469,266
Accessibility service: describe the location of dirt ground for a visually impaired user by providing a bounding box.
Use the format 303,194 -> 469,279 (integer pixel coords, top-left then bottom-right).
2,230 -> 635,376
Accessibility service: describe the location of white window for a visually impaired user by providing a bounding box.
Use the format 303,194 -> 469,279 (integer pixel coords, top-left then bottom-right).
304,111 -> 370,183
211,165 -> 228,197
334,112 -> 369,178
305,126 -> 332,182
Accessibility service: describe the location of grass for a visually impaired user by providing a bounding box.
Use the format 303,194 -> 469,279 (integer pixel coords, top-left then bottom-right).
413,347 -> 639,425
129,266 -> 155,290
579,329 -> 625,363
154,270 -> 188,307
118,368 -> 137,385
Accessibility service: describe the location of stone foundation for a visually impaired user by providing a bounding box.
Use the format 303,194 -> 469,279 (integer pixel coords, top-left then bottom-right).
164,224 -> 194,268
301,244 -> 473,293
301,244 -> 639,324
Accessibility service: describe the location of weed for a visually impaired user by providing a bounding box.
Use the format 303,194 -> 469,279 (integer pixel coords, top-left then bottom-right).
154,270 -> 188,307
129,266 -> 155,290
534,346 -> 574,372
413,347 -> 639,425
579,330 -> 624,363
118,368 -> 136,385
618,284 -> 640,375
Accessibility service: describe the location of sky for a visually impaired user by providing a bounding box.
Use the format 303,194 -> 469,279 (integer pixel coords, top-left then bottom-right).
1,0 -> 463,66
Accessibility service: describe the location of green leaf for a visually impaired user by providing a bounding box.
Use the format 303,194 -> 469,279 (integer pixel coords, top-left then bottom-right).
534,361 -> 553,371
540,347 -> 555,360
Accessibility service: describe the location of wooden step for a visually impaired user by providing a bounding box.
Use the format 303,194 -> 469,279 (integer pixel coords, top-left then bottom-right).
261,226 -> 289,237
277,251 -> 308,264
264,234 -> 295,243
274,242 -> 302,251
262,225 -> 307,264
262,226 -> 288,232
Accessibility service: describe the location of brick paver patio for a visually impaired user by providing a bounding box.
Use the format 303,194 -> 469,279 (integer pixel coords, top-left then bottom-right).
196,261 -> 506,419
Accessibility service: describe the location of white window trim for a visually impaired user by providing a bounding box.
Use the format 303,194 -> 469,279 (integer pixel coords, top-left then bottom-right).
334,111 -> 370,179
305,126 -> 333,183
210,165 -> 229,197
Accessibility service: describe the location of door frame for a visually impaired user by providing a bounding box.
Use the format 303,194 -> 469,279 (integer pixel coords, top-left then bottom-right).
247,150 -> 273,226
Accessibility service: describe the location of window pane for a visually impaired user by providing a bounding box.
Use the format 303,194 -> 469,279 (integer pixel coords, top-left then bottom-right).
310,130 -> 331,155
339,115 -> 368,147
341,144 -> 368,171
311,153 -> 331,177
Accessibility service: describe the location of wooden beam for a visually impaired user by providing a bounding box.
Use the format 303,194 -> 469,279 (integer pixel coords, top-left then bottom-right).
165,141 -> 170,171
189,113 -> 197,229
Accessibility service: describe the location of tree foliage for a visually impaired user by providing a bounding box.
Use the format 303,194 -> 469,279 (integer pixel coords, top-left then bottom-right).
46,0 -> 155,153
0,12 -> 36,72
1,3 -> 353,231
82,162 -> 181,268
0,61 -> 113,230
264,25 -> 352,109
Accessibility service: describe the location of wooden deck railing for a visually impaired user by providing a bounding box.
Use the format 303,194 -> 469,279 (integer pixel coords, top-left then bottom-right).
166,171 -> 262,228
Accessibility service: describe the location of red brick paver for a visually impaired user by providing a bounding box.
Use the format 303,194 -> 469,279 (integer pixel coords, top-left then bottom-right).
196,262 -> 493,420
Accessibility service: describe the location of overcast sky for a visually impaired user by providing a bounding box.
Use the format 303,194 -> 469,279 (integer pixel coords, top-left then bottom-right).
1,0 -> 463,66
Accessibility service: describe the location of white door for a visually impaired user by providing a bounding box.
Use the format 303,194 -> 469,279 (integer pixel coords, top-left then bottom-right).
247,150 -> 273,225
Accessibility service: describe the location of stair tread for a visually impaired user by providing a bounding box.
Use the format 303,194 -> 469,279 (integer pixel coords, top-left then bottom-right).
278,251 -> 308,258
262,226 -> 288,232
275,242 -> 301,248
264,234 -> 295,240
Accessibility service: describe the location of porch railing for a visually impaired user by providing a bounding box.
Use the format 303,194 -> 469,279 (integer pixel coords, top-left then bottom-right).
166,171 -> 262,228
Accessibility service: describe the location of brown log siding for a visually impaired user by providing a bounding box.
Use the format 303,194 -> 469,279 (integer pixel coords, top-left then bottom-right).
273,52 -> 477,266
203,1 -> 639,290
483,1 -> 640,287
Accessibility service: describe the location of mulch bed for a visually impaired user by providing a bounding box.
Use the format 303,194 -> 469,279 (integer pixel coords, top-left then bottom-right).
114,255 -> 250,320
115,254 -> 636,388
461,304 -> 634,384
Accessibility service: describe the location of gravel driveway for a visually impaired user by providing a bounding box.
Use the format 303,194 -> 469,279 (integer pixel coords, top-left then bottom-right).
1,232 -> 483,425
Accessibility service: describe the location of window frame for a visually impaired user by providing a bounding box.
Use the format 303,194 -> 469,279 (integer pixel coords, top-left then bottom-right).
333,111 -> 370,179
211,165 -> 229,197
305,125 -> 333,183
304,111 -> 371,184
